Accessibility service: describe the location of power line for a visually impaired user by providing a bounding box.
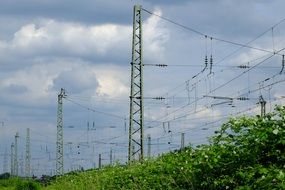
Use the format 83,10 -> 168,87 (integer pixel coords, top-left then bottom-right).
65,98 -> 125,120
142,8 -> 285,56
148,47 -> 285,124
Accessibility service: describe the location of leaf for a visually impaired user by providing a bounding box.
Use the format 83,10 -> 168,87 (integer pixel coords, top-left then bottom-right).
273,129 -> 279,135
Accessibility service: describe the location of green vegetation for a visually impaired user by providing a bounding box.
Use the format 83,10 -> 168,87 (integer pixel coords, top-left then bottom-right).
0,178 -> 40,190
2,106 -> 285,189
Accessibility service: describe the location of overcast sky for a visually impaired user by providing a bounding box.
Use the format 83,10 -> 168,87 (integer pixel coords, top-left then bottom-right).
0,0 -> 285,176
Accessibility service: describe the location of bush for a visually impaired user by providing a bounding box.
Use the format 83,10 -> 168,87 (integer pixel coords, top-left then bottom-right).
15,180 -> 40,190
43,105 -> 285,190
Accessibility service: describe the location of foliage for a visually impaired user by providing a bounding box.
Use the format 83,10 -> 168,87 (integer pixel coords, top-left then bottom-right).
0,173 -> 10,180
4,106 -> 285,190
0,178 -> 40,190
15,180 -> 40,190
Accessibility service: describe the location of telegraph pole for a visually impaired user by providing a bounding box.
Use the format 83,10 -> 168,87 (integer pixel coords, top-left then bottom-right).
98,154 -> 102,169
147,134 -> 151,158
181,133 -> 185,149
56,88 -> 66,176
10,143 -> 14,176
109,149 -> 113,165
14,132 -> 19,177
25,128 -> 31,178
3,148 -> 8,173
129,4 -> 144,162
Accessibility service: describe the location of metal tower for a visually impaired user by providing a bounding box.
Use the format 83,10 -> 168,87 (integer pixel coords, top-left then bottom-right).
128,5 -> 144,162
56,88 -> 66,176
14,132 -> 19,176
10,143 -> 14,176
25,128 -> 31,177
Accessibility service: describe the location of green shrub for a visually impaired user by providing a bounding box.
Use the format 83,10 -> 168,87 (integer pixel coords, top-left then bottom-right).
43,105 -> 285,190
15,180 -> 40,190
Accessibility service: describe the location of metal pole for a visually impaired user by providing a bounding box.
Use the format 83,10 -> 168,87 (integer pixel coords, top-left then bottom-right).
129,5 -> 144,162
3,148 -> 8,173
56,88 -> 66,176
181,133 -> 185,149
110,149 -> 113,165
14,132 -> 19,177
25,128 -> 31,178
98,154 -> 102,169
10,143 -> 14,176
147,134 -> 151,158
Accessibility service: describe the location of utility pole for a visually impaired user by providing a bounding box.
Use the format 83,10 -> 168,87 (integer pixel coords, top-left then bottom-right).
258,95 -> 266,117
56,88 -> 66,176
129,5 -> 144,162
147,134 -> 151,158
181,133 -> 185,149
109,149 -> 113,165
98,154 -> 101,169
3,147 -> 8,173
14,132 -> 19,177
20,154 -> 24,177
10,143 -> 14,176
25,128 -> 31,178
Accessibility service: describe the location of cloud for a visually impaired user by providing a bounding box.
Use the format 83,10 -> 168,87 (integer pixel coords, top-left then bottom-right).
0,11 -> 169,69
53,64 -> 99,94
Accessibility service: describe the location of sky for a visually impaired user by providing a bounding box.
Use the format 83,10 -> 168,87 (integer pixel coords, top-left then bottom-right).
0,0 -> 285,176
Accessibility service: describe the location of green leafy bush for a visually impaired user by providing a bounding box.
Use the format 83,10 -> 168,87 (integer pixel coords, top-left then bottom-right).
42,105 -> 285,190
15,180 -> 40,190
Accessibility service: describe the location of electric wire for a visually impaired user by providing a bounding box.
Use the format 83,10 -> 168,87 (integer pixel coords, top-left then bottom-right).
142,8 -> 285,56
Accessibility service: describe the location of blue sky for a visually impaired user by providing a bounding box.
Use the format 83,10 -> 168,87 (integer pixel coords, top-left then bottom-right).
0,0 -> 285,176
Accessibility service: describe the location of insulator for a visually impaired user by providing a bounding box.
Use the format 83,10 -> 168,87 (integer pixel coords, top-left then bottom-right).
205,55 -> 208,66
237,97 -> 249,101
238,65 -> 249,69
157,64 -> 167,67
279,55 -> 284,74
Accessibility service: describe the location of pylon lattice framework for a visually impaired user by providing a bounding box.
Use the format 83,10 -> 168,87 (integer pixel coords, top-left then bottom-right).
56,88 -> 66,175
128,5 -> 144,162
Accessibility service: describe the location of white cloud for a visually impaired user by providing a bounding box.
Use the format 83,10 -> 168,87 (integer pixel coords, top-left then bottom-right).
144,9 -> 169,61
0,12 -> 169,64
94,65 -> 129,98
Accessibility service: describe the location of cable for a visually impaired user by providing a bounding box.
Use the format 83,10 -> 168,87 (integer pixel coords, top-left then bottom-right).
142,8 -> 285,56
65,97 -> 125,120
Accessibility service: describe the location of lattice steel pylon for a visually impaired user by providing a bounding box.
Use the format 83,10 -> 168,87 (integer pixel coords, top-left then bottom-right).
25,128 -> 31,177
128,5 -> 144,162
56,88 -> 66,176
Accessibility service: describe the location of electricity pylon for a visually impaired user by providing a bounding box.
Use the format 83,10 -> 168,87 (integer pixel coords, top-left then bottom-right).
56,88 -> 66,176
128,5 -> 144,162
25,128 -> 31,178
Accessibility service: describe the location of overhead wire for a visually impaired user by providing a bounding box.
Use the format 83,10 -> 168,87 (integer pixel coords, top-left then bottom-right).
142,8 -> 285,56
65,97 -> 125,120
